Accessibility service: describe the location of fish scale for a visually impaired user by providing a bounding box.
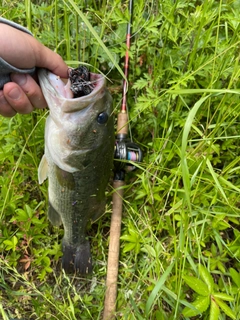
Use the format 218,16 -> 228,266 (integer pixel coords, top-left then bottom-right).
38,68 -> 114,274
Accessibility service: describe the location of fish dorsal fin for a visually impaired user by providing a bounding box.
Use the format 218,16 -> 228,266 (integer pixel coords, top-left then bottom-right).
38,154 -> 49,184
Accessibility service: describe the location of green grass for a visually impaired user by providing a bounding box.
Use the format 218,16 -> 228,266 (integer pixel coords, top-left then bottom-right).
0,0 -> 240,319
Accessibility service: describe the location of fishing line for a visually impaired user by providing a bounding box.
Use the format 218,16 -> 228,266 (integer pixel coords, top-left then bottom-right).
130,0 -> 155,38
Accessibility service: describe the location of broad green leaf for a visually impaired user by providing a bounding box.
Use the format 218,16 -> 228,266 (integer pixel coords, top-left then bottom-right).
215,298 -> 236,319
213,293 -> 234,302
31,218 -> 44,225
26,204 -> 34,218
229,268 -> 240,287
183,275 -> 209,296
199,264 -> 214,293
210,244 -> 217,256
3,236 -> 18,251
153,193 -> 162,201
13,235 -> 18,247
182,295 -> 210,317
3,240 -> 14,250
209,298 -> 220,320
141,245 -> 156,258
13,209 -> 28,221
122,242 -> 136,253
45,266 -> 53,273
217,262 -> 226,273
120,234 -> 138,242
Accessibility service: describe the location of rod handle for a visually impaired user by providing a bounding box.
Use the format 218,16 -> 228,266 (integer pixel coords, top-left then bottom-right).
117,112 -> 128,137
103,180 -> 125,320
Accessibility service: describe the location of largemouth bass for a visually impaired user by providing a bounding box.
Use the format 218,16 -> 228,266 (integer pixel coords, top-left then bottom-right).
38,68 -> 114,274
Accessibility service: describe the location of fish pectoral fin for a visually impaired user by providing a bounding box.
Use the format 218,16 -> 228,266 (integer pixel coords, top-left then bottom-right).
91,200 -> 106,223
48,202 -> 62,226
38,154 -> 49,184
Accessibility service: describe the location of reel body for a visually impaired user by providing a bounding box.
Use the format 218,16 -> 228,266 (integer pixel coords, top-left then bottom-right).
114,138 -> 143,179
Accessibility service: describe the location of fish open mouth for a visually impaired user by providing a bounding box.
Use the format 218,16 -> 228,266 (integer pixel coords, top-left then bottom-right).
69,66 -> 94,98
42,67 -> 105,100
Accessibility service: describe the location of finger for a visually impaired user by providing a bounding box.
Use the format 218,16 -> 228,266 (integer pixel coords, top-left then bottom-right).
0,91 -> 17,117
11,73 -> 48,110
3,81 -> 34,114
3,74 -> 47,114
34,42 -> 69,78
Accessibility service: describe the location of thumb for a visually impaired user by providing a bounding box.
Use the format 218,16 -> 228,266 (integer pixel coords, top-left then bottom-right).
35,42 -> 68,78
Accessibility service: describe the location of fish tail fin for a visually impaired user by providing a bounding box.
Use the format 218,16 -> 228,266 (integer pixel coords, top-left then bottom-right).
62,240 -> 92,274
75,242 -> 92,274
48,202 -> 62,226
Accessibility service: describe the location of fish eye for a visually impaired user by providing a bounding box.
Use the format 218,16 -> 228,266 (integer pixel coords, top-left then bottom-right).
97,112 -> 108,124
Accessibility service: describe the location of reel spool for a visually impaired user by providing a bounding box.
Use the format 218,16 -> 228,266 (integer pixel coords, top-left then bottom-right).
114,139 -> 143,174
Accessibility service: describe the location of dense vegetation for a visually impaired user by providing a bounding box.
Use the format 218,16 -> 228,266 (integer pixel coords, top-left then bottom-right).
0,0 -> 239,319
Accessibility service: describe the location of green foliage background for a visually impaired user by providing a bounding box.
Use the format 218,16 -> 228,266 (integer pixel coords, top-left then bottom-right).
0,0 -> 239,319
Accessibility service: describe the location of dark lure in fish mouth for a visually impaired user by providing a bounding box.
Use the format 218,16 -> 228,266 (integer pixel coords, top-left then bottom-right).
69,66 -> 94,97
38,67 -> 114,275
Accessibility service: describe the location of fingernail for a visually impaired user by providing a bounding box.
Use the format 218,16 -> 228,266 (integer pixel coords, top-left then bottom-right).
11,73 -> 27,86
8,87 -> 21,100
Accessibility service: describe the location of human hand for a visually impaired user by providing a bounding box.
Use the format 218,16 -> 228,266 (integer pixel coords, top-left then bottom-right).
0,23 -> 68,117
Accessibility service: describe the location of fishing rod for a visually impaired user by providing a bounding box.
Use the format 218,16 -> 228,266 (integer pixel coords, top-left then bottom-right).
103,0 -> 142,318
